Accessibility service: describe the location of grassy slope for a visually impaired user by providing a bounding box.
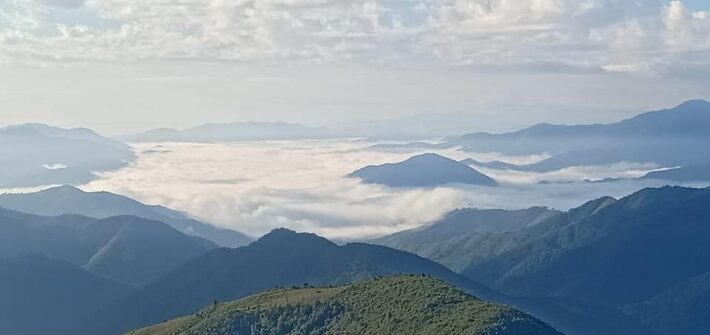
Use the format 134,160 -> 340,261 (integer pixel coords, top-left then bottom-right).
128,275 -> 560,335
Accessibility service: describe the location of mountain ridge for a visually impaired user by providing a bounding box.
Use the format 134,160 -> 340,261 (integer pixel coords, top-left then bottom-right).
0,185 -> 251,248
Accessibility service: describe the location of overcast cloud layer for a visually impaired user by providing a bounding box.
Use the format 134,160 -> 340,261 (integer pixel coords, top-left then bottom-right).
76,141 -> 703,240
1,1 -> 709,133
1,0 -> 709,72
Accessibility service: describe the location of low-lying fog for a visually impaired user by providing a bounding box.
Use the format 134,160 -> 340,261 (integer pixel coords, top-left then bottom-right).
0,140 -> 691,240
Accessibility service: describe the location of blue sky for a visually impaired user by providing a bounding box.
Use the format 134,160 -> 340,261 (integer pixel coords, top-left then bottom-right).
685,0 -> 710,10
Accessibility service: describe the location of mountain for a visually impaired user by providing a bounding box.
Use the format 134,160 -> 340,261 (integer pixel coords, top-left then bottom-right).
0,123 -> 134,188
0,207 -> 215,285
460,158 -> 523,170
446,100 -> 710,178
0,185 -> 251,247
80,228 -> 507,334
128,275 -> 562,335
372,207 -> 563,271
125,122 -> 332,142
0,254 -> 131,335
349,153 -> 497,187
376,186 -> 710,335
642,164 -> 710,182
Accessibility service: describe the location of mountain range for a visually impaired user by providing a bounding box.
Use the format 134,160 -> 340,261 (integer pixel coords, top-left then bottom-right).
381,100 -> 710,182
125,122 -> 332,142
6,184 -> 706,335
374,186 -> 710,335
129,275 -> 562,335
0,185 -> 251,248
0,123 -> 134,188
349,153 -> 497,187
372,207 -> 562,271
79,228 -> 508,334
0,207 -> 215,285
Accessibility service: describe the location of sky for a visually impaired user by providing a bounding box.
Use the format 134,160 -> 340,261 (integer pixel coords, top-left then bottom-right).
1,0 -> 710,134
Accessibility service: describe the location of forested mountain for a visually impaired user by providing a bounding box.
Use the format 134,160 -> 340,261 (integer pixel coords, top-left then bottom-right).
373,207 -> 562,271
128,275 -> 561,335
0,185 -> 252,248
80,229 -> 503,334
376,186 -> 710,335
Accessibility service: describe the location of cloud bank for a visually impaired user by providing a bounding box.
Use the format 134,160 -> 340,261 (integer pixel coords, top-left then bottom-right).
79,140 -> 704,240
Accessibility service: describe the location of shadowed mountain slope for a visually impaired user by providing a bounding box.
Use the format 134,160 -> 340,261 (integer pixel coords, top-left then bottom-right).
0,185 -> 251,248
0,208 -> 215,285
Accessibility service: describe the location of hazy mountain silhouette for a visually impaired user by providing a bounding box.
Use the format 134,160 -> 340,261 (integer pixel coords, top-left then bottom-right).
80,228 -> 505,334
0,254 -> 131,335
0,207 -> 215,285
349,153 -> 497,187
0,124 -> 134,187
445,100 -> 710,179
0,185 -> 252,247
125,122 -> 332,142
128,275 -> 562,335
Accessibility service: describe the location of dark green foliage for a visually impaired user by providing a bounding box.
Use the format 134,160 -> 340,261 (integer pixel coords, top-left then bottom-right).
372,207 -> 562,271
128,276 -> 560,335
375,186 -> 710,335
82,229 -> 502,335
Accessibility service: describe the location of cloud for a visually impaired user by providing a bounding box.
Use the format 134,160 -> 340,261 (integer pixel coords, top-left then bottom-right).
1,0 -> 709,75
36,0 -> 85,9
78,140 -> 707,240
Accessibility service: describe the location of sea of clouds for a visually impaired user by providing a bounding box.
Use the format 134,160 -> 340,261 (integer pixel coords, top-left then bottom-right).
75,140 -> 703,240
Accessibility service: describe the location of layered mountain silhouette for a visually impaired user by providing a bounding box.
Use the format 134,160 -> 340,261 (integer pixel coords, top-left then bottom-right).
125,121 -> 332,142
349,153 -> 497,187
129,275 -> 562,335
79,228 -> 506,334
0,207 -> 215,285
0,123 -> 134,187
0,185 -> 251,247
443,100 -> 710,180
0,254 -> 131,335
375,186 -> 710,335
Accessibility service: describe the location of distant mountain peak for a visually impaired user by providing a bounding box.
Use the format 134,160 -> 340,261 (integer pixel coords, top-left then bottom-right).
253,228 -> 335,248
675,99 -> 710,109
350,152 -> 497,187
45,184 -> 86,194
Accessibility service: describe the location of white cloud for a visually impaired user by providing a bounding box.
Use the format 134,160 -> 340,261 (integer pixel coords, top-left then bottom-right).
1,0 -> 708,75
78,140 -> 706,240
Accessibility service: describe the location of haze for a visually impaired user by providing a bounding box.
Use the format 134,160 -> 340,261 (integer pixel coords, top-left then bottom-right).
1,0 -> 709,134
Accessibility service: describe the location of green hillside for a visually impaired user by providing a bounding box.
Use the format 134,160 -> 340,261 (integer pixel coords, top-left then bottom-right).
128,275 -> 560,335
